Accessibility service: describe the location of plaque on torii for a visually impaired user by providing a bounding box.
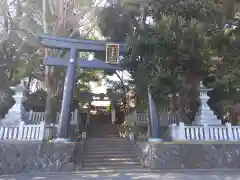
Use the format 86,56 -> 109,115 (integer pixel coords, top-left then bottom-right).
106,43 -> 120,64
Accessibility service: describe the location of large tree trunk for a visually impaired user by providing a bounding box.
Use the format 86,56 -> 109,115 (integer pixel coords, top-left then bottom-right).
43,0 -> 51,124
178,73 -> 201,124
223,0 -> 236,20
44,73 -> 56,123
43,0 -> 59,139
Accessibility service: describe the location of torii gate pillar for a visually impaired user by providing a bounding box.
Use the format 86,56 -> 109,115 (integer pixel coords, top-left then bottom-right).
58,47 -> 77,138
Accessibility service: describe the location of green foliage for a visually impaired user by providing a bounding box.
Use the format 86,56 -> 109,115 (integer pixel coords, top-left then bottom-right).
98,1 -> 140,41
118,123 -> 148,140
98,0 -> 225,110
204,15 -> 240,120
0,0 -> 45,117
0,0 -> 105,115
98,0 -> 240,123
106,104 -> 110,112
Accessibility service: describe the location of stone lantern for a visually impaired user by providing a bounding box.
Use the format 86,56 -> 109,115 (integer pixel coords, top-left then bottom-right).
1,81 -> 28,125
193,81 -> 221,125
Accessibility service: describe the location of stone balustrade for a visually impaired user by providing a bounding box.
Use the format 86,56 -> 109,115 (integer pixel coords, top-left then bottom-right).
170,122 -> 240,141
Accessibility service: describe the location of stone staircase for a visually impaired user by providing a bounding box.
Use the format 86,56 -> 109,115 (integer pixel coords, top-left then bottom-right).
83,121 -> 141,170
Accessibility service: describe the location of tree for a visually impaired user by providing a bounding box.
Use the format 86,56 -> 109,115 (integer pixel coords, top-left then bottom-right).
98,0 -> 226,122
0,0 -> 106,123
106,70 -> 138,117
206,7 -> 240,124
12,0 -> 107,124
0,0 -> 43,117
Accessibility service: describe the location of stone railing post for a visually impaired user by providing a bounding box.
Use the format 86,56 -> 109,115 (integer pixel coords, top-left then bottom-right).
178,122 -> 186,140
203,123 -> 209,140
17,121 -> 24,140
1,81 -> 28,125
111,105 -> 116,124
39,121 -> 45,140
28,110 -> 33,121
170,123 -> 177,140
73,108 -> 78,124
129,131 -> 135,142
226,122 -> 234,140
74,108 -> 80,134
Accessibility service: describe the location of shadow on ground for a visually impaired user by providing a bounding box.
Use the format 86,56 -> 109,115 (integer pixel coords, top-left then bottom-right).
1,170 -> 240,180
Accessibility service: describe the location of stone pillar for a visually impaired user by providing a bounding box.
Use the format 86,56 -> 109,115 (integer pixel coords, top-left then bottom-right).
111,105 -> 116,124
148,86 -> 162,142
1,81 -> 28,125
193,81 -> 221,125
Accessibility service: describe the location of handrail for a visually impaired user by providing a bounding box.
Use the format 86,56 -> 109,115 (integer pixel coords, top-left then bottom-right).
79,132 -> 87,169
77,119 -> 88,170
73,132 -> 86,170
73,111 -> 88,170
73,140 -> 79,170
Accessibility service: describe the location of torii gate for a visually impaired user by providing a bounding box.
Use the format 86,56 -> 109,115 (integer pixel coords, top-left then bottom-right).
39,34 -> 125,138
39,34 -> 160,141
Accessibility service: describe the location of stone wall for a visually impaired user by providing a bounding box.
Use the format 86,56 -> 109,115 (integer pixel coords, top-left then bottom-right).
0,141 -> 76,175
137,142 -> 240,169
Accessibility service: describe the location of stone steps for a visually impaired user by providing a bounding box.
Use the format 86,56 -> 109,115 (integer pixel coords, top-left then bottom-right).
87,124 -> 119,138
88,139 -> 131,143
84,158 -> 140,164
84,144 -> 141,168
83,121 -> 141,170
88,143 -> 132,147
86,151 -> 137,155
84,156 -> 139,161
83,162 -> 141,170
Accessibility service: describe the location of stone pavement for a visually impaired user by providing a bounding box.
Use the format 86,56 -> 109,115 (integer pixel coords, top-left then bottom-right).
1,170 -> 240,180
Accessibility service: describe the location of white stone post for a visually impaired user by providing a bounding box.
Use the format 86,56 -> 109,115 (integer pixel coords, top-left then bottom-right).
226,122 -> 234,140
129,131 -> 134,141
17,121 -> 24,140
28,110 -> 33,121
1,81 -> 28,125
193,81 -> 221,125
111,105 -> 116,124
179,122 -> 186,140
74,108 -> 78,124
39,121 -> 46,140
203,123 -> 209,140
170,123 -> 177,140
